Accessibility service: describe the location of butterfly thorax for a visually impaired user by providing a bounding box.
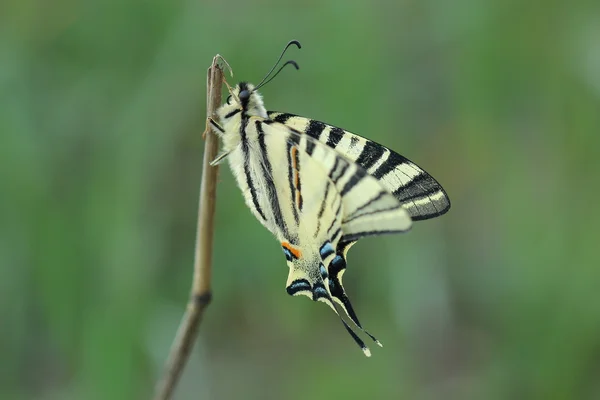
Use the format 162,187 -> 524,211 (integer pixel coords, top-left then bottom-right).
216,82 -> 268,151
216,82 -> 290,237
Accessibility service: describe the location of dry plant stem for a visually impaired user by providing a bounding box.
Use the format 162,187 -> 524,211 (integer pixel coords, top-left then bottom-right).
153,56 -> 225,400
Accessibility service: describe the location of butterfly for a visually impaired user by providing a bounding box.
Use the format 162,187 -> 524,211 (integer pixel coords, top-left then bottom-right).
209,41 -> 450,356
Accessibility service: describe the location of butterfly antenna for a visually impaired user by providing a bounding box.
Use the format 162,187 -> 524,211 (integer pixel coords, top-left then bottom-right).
253,40 -> 301,90
254,60 -> 299,91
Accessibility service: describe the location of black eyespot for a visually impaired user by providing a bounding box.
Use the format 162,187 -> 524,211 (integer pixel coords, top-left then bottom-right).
226,95 -> 232,105
239,90 -> 250,102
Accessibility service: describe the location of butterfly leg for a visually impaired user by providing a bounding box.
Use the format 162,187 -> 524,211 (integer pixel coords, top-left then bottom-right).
221,78 -> 241,105
205,118 -> 231,164
205,117 -> 224,139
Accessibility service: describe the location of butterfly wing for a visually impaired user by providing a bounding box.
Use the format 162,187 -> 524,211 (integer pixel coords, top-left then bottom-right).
257,119 -> 411,355
260,120 -> 412,242
267,112 -> 451,221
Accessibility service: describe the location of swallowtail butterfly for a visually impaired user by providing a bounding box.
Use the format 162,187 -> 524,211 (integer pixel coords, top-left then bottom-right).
210,41 -> 450,356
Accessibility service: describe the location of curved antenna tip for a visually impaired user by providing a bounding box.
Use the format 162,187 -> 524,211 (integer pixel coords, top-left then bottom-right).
253,41 -> 302,90
288,40 -> 302,49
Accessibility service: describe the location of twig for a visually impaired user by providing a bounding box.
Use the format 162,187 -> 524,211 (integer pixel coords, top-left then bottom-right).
153,55 -> 226,400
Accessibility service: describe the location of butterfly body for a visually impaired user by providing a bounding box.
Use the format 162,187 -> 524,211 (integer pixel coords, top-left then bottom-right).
213,76 -> 449,356
217,83 -> 350,300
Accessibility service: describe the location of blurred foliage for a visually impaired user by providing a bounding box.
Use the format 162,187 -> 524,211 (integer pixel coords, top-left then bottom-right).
2,0 -> 600,399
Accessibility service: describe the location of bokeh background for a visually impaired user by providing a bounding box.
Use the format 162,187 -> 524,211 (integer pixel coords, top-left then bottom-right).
2,0 -> 600,399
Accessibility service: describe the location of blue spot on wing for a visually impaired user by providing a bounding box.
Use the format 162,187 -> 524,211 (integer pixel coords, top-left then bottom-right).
282,248 -> 293,261
287,279 -> 311,295
331,255 -> 344,268
319,241 -> 335,258
314,286 -> 327,295
319,264 -> 328,279
312,284 -> 328,300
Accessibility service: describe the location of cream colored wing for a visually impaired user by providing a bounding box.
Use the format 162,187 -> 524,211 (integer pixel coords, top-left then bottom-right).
257,119 -> 412,356
260,119 -> 413,242
267,112 -> 451,221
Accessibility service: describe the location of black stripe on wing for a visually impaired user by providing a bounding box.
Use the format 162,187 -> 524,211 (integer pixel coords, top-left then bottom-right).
272,113 -> 294,124
343,191 -> 387,222
341,229 -> 401,242
340,169 -> 364,196
393,173 -> 447,220
256,121 -> 290,238
355,140 -> 386,171
327,127 -> 344,149
267,111 -> 451,221
314,179 -> 333,238
372,150 -> 405,179
242,118 -> 267,221
306,120 -> 326,140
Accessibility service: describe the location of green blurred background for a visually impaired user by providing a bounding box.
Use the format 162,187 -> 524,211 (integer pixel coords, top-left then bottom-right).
2,0 -> 600,399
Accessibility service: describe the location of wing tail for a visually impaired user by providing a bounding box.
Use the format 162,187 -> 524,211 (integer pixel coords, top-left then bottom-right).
285,259 -> 374,356
328,241 -> 382,347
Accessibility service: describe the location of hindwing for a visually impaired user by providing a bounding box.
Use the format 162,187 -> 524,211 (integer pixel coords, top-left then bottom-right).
255,119 -> 411,355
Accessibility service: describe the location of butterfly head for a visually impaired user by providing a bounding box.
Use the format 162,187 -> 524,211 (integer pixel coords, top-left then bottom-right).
220,82 -> 268,119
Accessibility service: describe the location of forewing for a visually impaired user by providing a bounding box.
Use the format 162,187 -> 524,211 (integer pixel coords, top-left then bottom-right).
267,112 -> 451,221
260,120 -> 412,243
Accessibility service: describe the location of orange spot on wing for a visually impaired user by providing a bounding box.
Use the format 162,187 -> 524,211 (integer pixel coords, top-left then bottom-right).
291,147 -> 298,165
281,241 -> 302,259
